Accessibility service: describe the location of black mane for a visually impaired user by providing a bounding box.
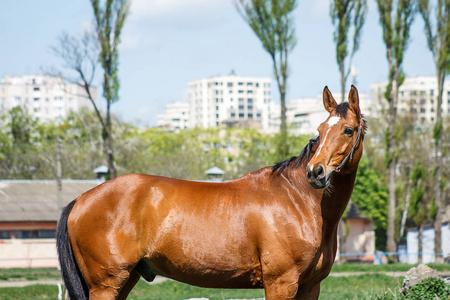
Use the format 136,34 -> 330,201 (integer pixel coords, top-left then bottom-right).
272,136 -> 319,175
271,102 -> 367,175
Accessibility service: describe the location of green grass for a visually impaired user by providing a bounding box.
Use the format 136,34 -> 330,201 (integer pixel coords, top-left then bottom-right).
127,280 -> 265,300
0,268 -> 61,281
330,263 -> 450,273
0,264 -> 448,299
319,274 -> 404,299
0,275 -> 403,300
0,284 -> 60,300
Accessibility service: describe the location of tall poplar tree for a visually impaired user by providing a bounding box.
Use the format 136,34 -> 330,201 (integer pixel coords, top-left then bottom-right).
235,0 -> 297,158
408,162 -> 429,264
330,0 -> 367,103
54,0 -> 130,180
418,0 -> 450,263
375,0 -> 416,256
90,0 -> 130,179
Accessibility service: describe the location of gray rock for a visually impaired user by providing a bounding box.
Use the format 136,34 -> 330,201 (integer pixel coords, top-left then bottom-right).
401,263 -> 439,294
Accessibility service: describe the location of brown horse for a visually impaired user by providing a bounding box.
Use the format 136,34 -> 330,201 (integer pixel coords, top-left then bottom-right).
57,85 -> 366,300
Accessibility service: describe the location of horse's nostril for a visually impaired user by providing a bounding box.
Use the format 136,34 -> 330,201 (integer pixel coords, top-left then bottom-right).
314,165 -> 325,179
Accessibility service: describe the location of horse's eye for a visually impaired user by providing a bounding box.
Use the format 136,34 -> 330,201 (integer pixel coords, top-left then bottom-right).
344,127 -> 354,136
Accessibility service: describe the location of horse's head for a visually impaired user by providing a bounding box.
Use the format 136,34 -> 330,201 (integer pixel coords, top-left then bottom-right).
306,85 -> 365,189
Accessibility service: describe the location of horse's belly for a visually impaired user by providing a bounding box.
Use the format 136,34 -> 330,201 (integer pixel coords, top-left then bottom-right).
145,250 -> 263,289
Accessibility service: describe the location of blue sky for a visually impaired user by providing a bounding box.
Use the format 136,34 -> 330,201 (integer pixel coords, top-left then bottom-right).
0,0 -> 435,126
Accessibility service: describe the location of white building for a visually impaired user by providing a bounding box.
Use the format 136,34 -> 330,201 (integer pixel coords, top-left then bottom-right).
0,74 -> 95,122
287,92 -> 370,136
370,76 -> 450,124
156,101 -> 190,132
188,74 -> 273,131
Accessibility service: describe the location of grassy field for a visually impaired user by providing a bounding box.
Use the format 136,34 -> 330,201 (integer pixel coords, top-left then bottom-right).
0,264 -> 448,299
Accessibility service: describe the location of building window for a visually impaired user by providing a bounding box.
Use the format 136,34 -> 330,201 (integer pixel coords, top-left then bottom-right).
228,82 -> 233,87
216,114 -> 219,119
248,105 -> 253,110
247,82 -> 253,86
34,97 -> 40,101
430,89 -> 434,96
256,83 -> 259,87
0,231 -> 10,239
216,106 -> 219,111
239,105 -> 244,110
247,90 -> 253,94
238,82 -> 243,86
248,98 -> 253,103
239,113 -> 245,118
238,90 -> 244,94
2,230 -> 56,239
248,113 -> 253,118
231,113 -> 236,118
33,87 -> 40,91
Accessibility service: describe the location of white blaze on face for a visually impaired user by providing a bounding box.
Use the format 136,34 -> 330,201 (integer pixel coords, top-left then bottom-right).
309,116 -> 341,171
327,116 -> 341,127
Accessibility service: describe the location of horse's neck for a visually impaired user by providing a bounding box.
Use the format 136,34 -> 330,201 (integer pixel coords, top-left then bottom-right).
322,171 -> 357,224
287,164 -> 357,224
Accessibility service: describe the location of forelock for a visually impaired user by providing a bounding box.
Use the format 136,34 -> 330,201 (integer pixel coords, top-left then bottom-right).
335,102 -> 349,118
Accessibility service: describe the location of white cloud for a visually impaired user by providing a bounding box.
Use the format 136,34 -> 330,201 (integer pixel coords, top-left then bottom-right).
129,0 -> 233,28
131,0 -> 221,19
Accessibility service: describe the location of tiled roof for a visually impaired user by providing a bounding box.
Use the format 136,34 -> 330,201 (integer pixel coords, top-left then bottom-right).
0,180 -> 100,222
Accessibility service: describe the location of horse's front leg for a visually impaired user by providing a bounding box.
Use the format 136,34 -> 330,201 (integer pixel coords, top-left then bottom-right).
263,269 -> 300,300
295,283 -> 320,300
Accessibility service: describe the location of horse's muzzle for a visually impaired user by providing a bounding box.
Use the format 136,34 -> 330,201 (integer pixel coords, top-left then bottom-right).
307,164 -> 330,189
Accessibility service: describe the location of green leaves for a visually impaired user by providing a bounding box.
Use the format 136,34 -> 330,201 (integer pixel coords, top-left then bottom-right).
352,156 -> 389,249
91,0 -> 130,105
235,0 -> 297,157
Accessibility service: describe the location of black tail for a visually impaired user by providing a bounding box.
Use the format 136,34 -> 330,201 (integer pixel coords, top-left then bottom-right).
56,200 -> 89,300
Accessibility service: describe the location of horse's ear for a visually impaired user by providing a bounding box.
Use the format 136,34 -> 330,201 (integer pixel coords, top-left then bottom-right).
323,86 -> 337,113
348,85 -> 361,116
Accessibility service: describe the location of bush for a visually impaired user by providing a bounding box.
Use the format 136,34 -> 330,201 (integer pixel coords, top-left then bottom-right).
403,277 -> 449,300
375,277 -> 450,300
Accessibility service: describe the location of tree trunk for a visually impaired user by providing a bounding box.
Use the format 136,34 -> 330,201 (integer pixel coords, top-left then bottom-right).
338,219 -> 348,264
418,223 -> 423,264
56,132 -> 63,213
279,87 -> 289,158
105,108 -> 117,179
398,177 -> 411,245
340,60 -> 346,103
433,70 -> 444,263
386,80 -> 398,260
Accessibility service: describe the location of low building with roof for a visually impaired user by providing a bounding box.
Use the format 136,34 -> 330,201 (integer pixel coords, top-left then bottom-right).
336,201 -> 375,263
0,180 -> 100,268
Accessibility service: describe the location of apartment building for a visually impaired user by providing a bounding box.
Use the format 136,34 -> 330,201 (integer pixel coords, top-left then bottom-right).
156,101 -> 190,131
286,92 -> 370,135
188,74 -> 273,131
370,76 -> 450,123
0,74 -> 95,122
